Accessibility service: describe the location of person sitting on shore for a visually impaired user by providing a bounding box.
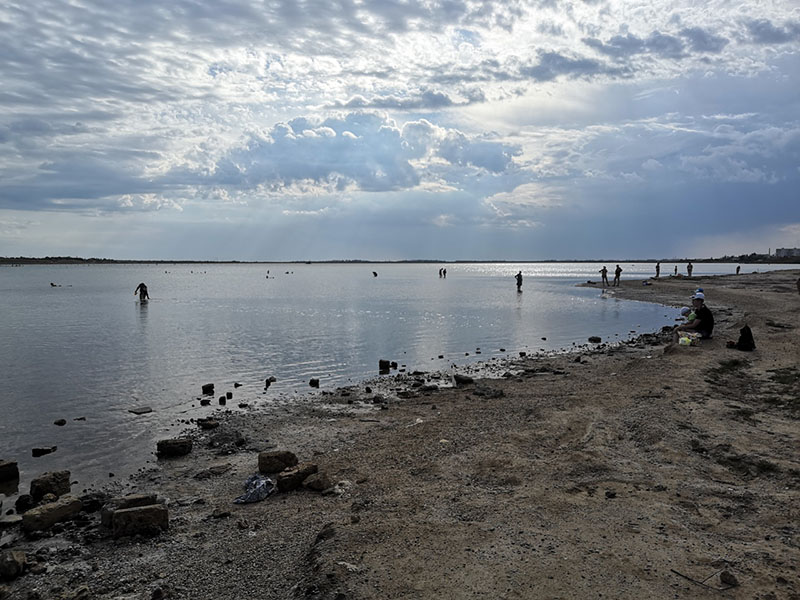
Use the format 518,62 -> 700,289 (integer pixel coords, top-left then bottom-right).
675,292 -> 714,340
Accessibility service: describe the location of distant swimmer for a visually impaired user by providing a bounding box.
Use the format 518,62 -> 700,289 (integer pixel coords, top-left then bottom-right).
515,271 -> 523,292
134,282 -> 149,301
50,282 -> 60,287
372,271 -> 378,277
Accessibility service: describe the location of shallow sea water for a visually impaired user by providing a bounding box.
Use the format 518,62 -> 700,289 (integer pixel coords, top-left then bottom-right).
0,261 -> 788,501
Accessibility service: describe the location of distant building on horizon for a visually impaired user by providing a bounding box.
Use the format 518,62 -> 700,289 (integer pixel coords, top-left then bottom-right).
775,248 -> 800,258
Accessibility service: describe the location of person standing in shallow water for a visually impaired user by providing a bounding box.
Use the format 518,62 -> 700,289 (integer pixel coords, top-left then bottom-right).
687,262 -> 693,278
613,264 -> 622,287
655,262 -> 660,278
134,282 -> 149,301
515,271 -> 523,292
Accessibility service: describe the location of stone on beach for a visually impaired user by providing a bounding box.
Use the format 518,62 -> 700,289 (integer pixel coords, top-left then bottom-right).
128,406 -> 152,415
100,493 -> 160,528
304,472 -> 333,492
588,336 -> 602,343
309,378 -> 320,388
53,418 -> 67,426
31,446 -> 57,457
277,462 -> 319,492
0,461 -> 19,482
112,504 -> 169,538
30,470 -> 71,501
22,495 -> 82,532
0,550 -> 27,581
156,438 -> 193,458
197,417 -> 220,430
258,450 -> 298,474
453,373 -> 474,386
201,383 -> 215,395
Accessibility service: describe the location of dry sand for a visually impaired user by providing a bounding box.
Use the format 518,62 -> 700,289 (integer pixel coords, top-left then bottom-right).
2,268 -> 799,600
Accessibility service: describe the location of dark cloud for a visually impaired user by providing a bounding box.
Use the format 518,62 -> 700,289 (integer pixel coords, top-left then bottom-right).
583,31 -> 686,60
438,132 -> 520,173
0,154 -> 160,211
744,19 -> 800,45
520,51 -> 628,81
332,88 -> 486,110
680,27 -> 729,53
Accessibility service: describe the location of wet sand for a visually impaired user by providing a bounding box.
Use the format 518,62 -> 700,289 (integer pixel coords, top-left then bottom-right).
2,269 -> 799,599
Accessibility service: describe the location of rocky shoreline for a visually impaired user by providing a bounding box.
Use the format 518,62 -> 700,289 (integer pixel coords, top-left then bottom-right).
2,269 -> 799,599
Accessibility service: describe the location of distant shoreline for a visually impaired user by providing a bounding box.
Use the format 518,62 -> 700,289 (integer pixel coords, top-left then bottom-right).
3,256 -> 799,265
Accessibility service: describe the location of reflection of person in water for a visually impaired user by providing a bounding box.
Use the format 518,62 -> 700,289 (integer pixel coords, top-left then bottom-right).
515,271 -> 523,292
134,282 -> 149,301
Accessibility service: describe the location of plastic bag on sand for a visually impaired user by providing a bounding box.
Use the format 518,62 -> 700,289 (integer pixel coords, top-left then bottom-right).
678,332 -> 700,346
233,474 -> 276,504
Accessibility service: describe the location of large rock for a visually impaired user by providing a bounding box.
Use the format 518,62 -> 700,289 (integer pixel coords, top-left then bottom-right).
112,504 -> 168,538
31,446 -> 57,457
277,462 -> 318,492
156,438 -> 192,458
22,495 -> 82,532
258,450 -> 298,474
30,471 -> 71,501
201,383 -> 214,395
0,550 -> 26,581
0,461 -> 18,483
453,374 -> 474,386
14,495 -> 33,514
100,493 -> 159,528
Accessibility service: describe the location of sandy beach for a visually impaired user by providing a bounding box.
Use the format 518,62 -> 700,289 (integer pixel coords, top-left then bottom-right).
2,268 -> 799,600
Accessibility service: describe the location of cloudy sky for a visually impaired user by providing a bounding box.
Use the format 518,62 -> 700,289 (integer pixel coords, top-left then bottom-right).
1,0 -> 798,260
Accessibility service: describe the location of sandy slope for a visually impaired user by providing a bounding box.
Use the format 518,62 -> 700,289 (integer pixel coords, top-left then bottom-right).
3,269 -> 799,600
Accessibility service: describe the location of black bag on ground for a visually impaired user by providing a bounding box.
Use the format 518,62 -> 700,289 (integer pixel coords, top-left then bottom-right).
735,325 -> 756,351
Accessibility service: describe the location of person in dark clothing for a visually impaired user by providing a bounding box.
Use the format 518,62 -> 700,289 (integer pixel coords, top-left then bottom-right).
612,264 -> 622,287
675,292 -> 714,339
599,266 -> 609,287
134,282 -> 149,301
515,271 -> 522,292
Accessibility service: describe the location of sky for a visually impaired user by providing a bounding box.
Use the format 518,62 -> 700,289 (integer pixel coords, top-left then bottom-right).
1,0 -> 799,261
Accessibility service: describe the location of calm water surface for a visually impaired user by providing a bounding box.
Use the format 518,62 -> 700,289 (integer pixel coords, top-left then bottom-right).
0,261 -> 788,502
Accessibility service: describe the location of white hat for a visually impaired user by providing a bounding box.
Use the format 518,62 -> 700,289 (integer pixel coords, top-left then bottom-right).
691,292 -> 705,300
